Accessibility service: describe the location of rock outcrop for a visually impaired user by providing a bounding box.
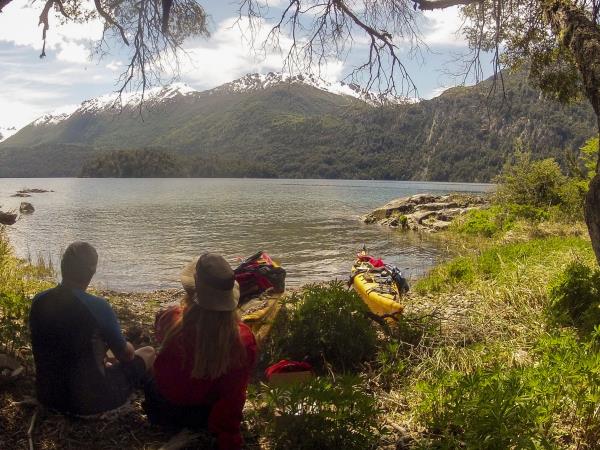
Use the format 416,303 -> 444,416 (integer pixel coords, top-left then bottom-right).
361,193 -> 489,232
19,202 -> 34,213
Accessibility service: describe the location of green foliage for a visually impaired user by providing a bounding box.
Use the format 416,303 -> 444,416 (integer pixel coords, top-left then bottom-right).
580,136 -> 599,182
549,261 -> 600,334
453,208 -> 504,237
269,281 -> 377,372
251,376 -> 383,450
80,148 -> 185,177
453,203 -> 552,237
416,332 -> 600,449
0,227 -> 53,356
494,151 -> 567,207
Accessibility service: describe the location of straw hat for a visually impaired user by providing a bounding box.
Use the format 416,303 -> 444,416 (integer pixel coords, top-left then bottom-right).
180,253 -> 239,311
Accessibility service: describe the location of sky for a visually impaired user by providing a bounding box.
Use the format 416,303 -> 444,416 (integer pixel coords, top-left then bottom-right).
0,0 -> 494,131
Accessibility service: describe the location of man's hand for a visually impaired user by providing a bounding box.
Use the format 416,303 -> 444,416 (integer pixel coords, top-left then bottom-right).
113,341 -> 136,363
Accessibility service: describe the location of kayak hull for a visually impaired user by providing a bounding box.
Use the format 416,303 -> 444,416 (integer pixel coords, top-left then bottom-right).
241,292 -> 283,344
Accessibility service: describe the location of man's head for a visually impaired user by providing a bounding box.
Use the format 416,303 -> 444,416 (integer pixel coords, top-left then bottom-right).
61,241 -> 98,288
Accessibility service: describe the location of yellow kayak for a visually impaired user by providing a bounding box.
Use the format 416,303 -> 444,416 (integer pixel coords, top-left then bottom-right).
240,291 -> 284,344
351,254 -> 405,317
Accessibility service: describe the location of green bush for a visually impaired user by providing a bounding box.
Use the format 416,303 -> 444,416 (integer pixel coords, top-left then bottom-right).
454,204 -> 551,237
416,332 -> 600,449
453,208 -> 504,237
549,261 -> 600,333
494,152 -> 567,208
252,376 -> 384,450
270,281 -> 378,372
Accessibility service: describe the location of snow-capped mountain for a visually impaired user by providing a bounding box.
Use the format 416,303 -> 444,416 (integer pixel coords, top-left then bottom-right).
32,82 -> 198,128
26,73 -> 409,129
214,72 -> 412,105
2,68 -> 591,181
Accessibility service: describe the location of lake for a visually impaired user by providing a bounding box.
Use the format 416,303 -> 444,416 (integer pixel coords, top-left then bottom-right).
0,178 -> 492,291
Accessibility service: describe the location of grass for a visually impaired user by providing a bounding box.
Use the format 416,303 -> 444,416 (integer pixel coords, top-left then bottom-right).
0,226 -> 53,358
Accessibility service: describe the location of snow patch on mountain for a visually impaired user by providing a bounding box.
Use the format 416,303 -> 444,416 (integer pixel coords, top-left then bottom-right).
31,83 -> 197,127
33,104 -> 79,126
213,72 -> 415,105
0,126 -> 19,142
79,82 -> 197,114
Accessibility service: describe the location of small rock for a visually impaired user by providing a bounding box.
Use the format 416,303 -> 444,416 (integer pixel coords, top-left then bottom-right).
11,193 -> 31,198
19,202 -> 34,213
17,188 -> 52,194
0,211 -> 17,225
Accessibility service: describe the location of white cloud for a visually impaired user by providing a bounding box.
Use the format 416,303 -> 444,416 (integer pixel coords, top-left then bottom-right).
0,3 -> 102,61
56,41 -> 92,64
421,7 -> 467,47
178,16 -> 345,89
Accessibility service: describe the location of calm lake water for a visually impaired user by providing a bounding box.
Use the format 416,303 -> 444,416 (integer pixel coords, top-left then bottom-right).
0,179 -> 492,291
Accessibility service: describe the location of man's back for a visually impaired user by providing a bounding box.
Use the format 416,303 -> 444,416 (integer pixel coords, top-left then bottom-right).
30,285 -> 127,414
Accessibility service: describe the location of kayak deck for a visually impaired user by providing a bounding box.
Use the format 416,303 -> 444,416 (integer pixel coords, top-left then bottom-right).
352,262 -> 404,317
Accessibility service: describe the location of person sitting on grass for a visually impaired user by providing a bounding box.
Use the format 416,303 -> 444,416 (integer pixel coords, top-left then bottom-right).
29,241 -> 156,415
144,253 -> 257,450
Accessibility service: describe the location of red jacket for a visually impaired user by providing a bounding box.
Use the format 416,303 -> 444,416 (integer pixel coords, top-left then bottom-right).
153,306 -> 257,450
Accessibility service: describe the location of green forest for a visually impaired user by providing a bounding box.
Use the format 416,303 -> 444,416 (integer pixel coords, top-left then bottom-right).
2,70 -> 597,181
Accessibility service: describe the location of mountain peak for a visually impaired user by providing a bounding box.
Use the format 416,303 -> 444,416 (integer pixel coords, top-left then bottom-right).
213,72 -> 413,106
31,82 -> 198,128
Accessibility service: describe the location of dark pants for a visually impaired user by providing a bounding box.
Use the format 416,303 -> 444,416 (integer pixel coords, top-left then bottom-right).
142,379 -> 211,430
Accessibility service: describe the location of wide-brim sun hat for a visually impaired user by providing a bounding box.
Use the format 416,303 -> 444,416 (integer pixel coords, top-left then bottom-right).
180,253 -> 239,311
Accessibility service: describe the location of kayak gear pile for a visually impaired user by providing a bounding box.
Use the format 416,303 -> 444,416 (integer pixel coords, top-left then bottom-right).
234,251 -> 286,305
350,250 -> 409,318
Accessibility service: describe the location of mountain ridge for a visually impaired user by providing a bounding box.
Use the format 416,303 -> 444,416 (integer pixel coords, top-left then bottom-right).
0,70 -> 596,181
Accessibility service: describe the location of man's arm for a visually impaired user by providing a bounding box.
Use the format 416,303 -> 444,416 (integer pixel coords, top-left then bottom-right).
112,341 -> 135,363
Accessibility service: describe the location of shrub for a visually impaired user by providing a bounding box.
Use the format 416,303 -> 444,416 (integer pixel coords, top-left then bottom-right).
494,152 -> 567,208
270,281 -> 378,372
454,204 -> 550,237
453,208 -> 503,237
251,376 -> 384,450
549,261 -> 600,333
416,332 -> 600,449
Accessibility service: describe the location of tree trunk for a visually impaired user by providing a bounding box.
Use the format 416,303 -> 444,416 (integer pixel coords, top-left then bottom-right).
544,2 -> 600,265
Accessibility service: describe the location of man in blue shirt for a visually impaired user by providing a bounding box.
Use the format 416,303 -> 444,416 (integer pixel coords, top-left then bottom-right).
29,241 -> 156,415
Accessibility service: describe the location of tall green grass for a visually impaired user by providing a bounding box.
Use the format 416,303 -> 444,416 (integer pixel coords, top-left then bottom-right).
0,226 -> 53,357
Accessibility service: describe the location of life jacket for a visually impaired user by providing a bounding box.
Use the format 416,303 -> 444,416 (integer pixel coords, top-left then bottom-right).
234,251 -> 286,304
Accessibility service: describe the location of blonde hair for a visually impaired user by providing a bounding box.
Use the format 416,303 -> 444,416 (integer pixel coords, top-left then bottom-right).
163,295 -> 247,380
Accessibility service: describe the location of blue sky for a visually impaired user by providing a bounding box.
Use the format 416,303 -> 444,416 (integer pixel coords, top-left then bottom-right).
0,0 -> 494,131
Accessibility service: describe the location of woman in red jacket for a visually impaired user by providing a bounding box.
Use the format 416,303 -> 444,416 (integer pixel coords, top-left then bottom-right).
144,253 -> 257,450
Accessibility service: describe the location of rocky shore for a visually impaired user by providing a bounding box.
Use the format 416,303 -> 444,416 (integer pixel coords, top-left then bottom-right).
361,193 -> 489,232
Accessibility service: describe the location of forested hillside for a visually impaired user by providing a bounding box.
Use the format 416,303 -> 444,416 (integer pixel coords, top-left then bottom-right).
1,71 -> 596,181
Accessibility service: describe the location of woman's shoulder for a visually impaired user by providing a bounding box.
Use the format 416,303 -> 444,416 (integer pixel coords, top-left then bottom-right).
155,304 -> 183,343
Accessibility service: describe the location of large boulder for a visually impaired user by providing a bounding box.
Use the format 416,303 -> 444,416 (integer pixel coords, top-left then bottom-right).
361,193 -> 489,233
